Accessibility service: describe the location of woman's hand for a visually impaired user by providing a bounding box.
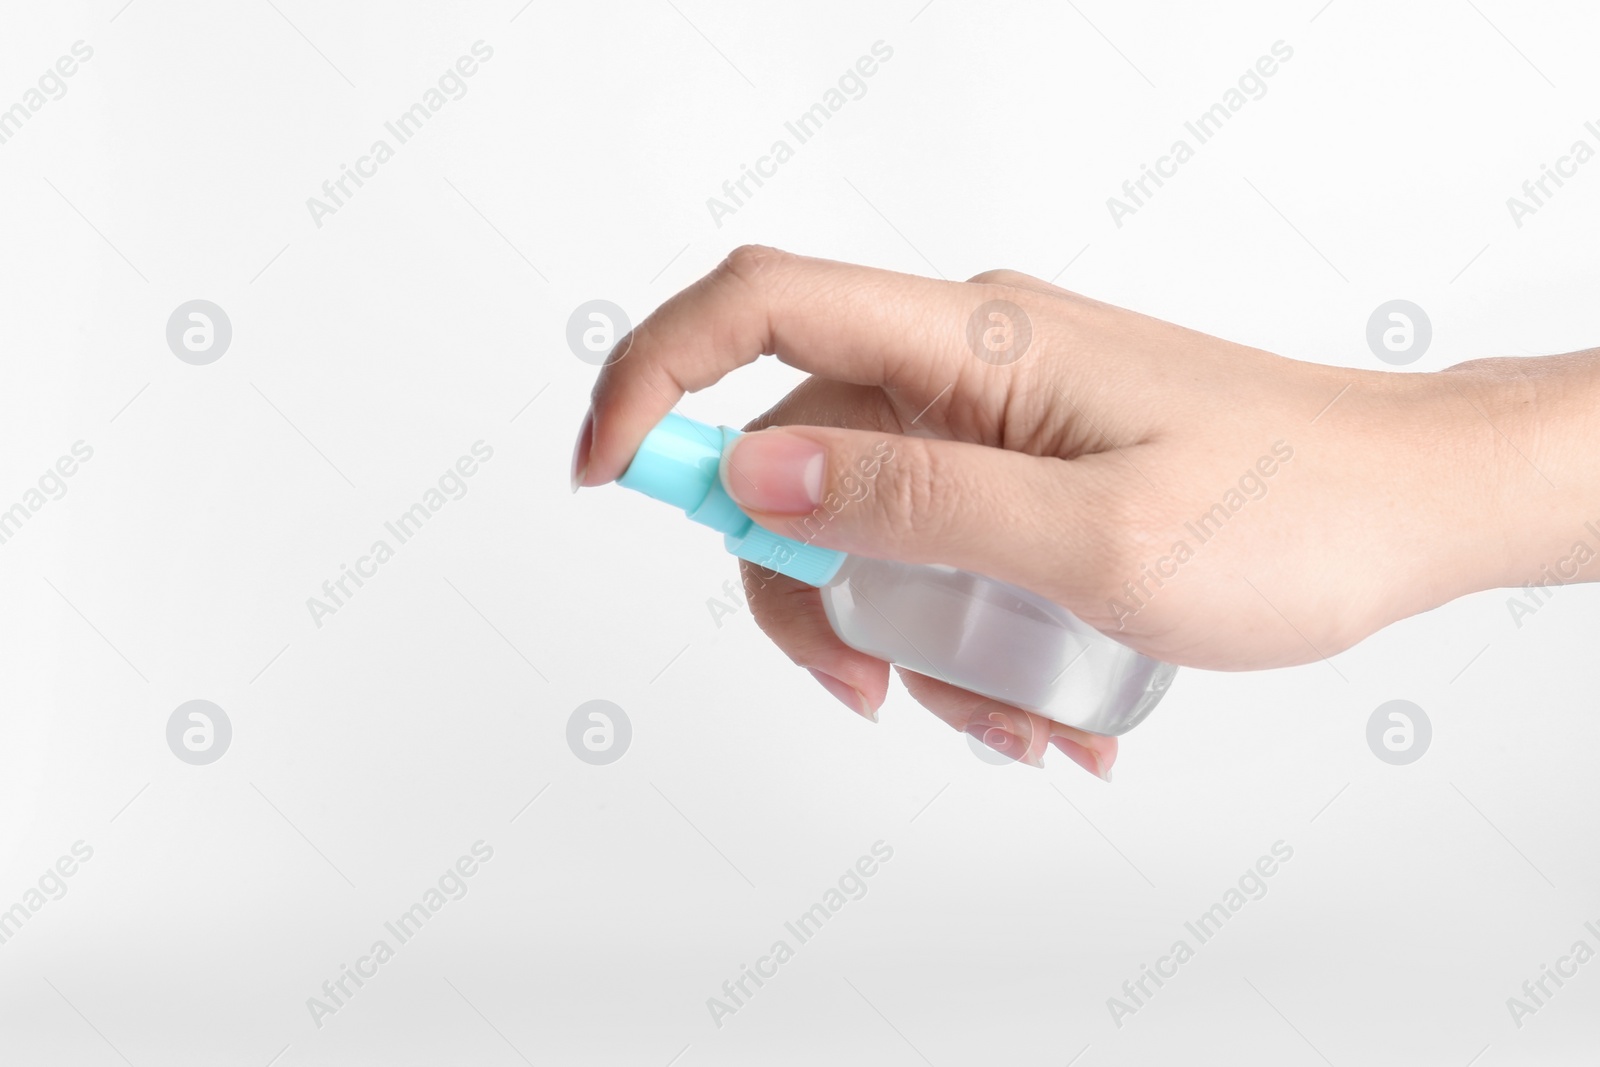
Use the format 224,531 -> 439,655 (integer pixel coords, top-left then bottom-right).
573,247 -> 1600,777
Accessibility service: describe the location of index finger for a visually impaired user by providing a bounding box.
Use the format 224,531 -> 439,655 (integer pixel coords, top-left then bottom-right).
578,246 -> 980,486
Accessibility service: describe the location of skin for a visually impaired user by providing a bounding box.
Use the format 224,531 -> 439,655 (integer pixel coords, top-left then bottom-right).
572,246 -> 1600,779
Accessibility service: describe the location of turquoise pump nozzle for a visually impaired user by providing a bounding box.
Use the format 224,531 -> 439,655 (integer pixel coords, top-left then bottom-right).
616,412 -> 847,586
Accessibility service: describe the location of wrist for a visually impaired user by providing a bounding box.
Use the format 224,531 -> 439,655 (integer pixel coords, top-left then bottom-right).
1430,351 -> 1600,595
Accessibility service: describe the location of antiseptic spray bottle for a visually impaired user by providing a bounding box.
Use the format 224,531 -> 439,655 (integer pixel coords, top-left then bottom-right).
613,413 -> 1176,736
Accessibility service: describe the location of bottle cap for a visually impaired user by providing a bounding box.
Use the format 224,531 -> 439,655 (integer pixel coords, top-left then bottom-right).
616,412 -> 847,587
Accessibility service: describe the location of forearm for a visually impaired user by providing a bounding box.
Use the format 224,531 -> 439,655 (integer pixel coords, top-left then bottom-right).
1439,350 -> 1600,595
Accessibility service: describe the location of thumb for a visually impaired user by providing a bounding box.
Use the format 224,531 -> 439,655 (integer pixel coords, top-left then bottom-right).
718,425 -> 1122,601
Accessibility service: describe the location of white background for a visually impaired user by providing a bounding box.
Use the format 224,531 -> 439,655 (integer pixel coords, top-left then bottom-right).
1,0 -> 1597,1063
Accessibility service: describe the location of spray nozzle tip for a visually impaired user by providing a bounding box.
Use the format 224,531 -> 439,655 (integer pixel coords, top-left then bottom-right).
616,412 -> 725,512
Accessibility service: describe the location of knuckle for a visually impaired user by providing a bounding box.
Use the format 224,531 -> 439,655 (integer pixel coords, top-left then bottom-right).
965,268 -> 1035,287
720,244 -> 790,289
869,436 -> 944,544
741,387 -> 805,433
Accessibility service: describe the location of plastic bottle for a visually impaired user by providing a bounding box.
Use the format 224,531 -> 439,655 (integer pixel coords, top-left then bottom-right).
612,412 -> 1176,736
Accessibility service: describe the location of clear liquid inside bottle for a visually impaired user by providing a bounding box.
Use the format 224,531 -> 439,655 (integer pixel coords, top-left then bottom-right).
819,556 -> 1175,736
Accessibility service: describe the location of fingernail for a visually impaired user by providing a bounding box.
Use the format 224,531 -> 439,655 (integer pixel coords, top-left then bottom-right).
1051,734 -> 1112,782
967,715 -> 1042,768
723,430 -> 826,514
570,408 -> 594,493
807,668 -> 877,722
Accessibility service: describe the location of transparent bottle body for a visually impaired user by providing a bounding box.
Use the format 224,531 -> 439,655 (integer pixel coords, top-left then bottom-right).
819,556 -> 1175,736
